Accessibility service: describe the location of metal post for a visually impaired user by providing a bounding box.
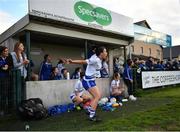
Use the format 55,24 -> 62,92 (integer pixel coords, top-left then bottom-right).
124,46 -> 127,62
129,44 -> 132,59
128,38 -> 134,60
25,31 -> 31,81
170,47 -> 172,60
85,40 -> 88,59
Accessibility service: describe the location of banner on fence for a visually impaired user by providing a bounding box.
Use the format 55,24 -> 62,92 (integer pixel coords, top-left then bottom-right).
142,71 -> 180,89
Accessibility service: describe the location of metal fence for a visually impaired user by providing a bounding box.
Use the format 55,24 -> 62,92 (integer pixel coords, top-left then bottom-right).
0,69 -> 23,116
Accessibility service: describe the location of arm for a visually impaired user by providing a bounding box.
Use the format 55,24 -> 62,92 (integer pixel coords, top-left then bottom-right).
11,53 -> 23,68
75,91 -> 80,96
39,63 -> 45,80
69,59 -> 87,65
0,62 -> 4,68
127,68 -> 133,82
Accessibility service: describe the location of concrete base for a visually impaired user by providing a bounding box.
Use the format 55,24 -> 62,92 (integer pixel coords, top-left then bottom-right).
26,78 -> 111,108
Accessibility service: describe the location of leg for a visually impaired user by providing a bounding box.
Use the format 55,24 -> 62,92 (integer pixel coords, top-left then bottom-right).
124,79 -> 133,96
87,86 -> 101,110
128,80 -> 133,95
124,79 -> 137,101
82,79 -> 102,121
81,94 -> 92,103
72,96 -> 83,106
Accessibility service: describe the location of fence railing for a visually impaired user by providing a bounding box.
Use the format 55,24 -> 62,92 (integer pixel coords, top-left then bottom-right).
132,68 -> 180,90
0,69 -> 23,115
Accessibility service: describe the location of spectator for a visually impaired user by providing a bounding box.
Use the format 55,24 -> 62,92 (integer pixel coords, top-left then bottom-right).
165,59 -> 172,70
110,72 -> 124,102
132,58 -> 140,90
154,60 -> 164,71
39,54 -> 52,80
0,46 -> 13,114
123,59 -> 137,101
70,72 -> 91,106
88,46 -> 96,59
50,67 -> 61,80
71,67 -> 82,79
57,58 -> 65,76
0,46 -> 13,77
100,58 -> 109,78
132,58 -> 139,69
11,42 -> 29,79
160,61 -> 165,70
172,59 -> 179,70
113,58 -> 120,73
61,68 -> 70,80
30,60 -> 39,81
146,57 -> 154,70
139,59 -> 147,71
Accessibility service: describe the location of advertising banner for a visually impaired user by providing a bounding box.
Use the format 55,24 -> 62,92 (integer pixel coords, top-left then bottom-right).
28,0 -> 134,37
142,71 -> 180,89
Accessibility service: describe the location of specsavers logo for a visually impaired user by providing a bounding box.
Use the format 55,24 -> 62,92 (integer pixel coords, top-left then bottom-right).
74,1 -> 112,26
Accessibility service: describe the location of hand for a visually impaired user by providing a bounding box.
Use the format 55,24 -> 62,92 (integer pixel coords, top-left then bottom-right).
68,59 -> 73,63
65,59 -> 72,64
130,80 -> 133,83
2,65 -> 8,70
23,59 -> 29,65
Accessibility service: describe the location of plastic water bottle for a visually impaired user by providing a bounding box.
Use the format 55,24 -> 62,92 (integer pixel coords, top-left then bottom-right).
67,72 -> 70,80
25,124 -> 30,131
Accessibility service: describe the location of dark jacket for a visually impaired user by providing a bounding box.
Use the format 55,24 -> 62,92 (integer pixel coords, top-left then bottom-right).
0,54 -> 13,77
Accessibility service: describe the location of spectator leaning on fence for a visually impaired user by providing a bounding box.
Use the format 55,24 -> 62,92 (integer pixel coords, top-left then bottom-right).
11,42 -> 29,79
146,57 -> 154,71
123,59 -> 137,101
0,46 -> 13,77
0,46 -> 14,115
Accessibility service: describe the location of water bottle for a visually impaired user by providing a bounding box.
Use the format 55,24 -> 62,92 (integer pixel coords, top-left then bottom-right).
67,72 -> 70,80
25,124 -> 30,131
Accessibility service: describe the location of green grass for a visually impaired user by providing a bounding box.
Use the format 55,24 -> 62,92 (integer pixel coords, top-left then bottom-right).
0,85 -> 180,131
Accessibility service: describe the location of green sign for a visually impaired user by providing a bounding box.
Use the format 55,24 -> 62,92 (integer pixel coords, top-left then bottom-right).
74,1 -> 112,26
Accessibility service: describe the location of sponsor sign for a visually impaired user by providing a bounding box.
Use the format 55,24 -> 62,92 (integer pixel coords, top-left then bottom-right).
74,1 -> 112,26
142,71 -> 180,89
28,0 -> 134,36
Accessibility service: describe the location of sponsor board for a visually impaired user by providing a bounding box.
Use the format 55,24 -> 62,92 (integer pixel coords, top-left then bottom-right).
142,71 -> 180,89
28,0 -> 134,36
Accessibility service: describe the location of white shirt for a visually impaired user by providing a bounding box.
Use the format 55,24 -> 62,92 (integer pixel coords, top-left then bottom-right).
110,80 -> 120,93
70,79 -> 85,98
57,63 -> 64,76
85,54 -> 102,78
74,79 -> 84,92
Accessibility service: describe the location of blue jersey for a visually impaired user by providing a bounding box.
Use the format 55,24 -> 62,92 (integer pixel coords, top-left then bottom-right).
0,57 -> 8,77
39,62 -> 52,80
123,64 -> 133,81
